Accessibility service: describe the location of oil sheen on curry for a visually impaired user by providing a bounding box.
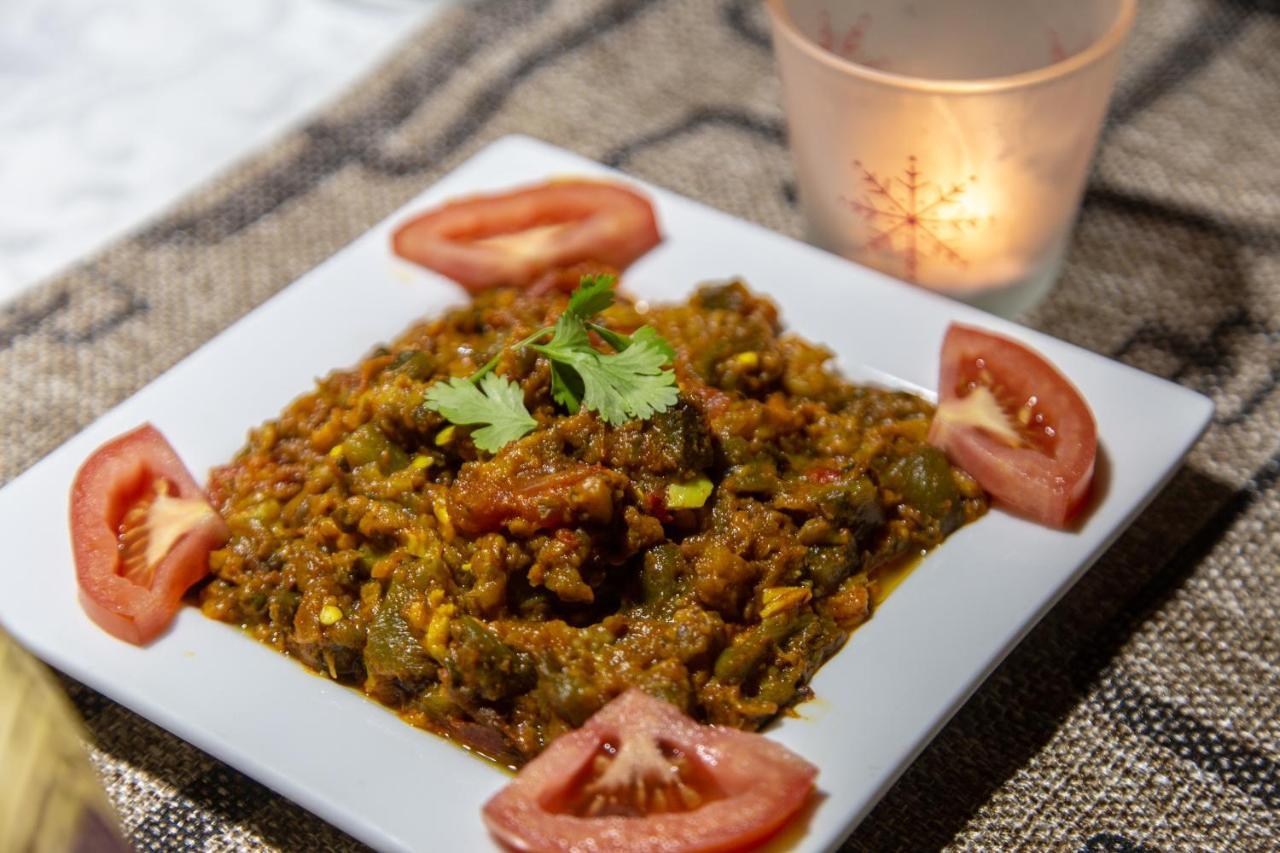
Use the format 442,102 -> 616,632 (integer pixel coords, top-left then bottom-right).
199,282 -> 986,767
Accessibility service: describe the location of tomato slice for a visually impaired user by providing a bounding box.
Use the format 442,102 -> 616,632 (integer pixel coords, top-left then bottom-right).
928,323 -> 1097,528
391,180 -> 661,293
482,689 -> 817,853
70,424 -> 228,644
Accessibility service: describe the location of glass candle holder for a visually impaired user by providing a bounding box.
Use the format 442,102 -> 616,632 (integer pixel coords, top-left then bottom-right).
766,0 -> 1136,316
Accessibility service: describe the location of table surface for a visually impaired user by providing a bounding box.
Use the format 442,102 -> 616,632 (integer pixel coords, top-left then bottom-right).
0,0 -> 447,305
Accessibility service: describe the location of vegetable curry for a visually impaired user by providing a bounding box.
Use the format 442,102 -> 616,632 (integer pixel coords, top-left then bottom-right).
200,282 -> 985,766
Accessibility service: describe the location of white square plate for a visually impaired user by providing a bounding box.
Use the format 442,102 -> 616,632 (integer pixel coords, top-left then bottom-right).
0,136 -> 1211,851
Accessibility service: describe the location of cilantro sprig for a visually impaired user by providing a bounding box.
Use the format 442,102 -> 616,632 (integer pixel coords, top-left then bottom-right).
421,372 -> 538,452
421,275 -> 678,452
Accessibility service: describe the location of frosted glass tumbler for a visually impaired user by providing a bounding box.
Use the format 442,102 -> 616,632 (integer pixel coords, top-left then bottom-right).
767,0 -> 1135,315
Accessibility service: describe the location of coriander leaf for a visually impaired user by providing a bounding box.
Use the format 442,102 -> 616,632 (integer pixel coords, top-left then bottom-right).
544,307 -> 592,354
628,325 -> 677,362
549,361 -> 584,413
585,322 -> 631,353
566,274 -> 617,319
587,323 -> 676,363
422,373 -> 536,453
537,310 -> 592,415
536,290 -> 596,414
537,337 -> 679,425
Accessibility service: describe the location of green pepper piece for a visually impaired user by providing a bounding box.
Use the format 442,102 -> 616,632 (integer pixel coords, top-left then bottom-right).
712,614 -> 794,684
343,423 -> 410,473
882,446 -> 962,524
364,581 -> 435,682
640,543 -> 685,607
445,616 -> 536,703
390,349 -> 436,380
816,475 -> 882,533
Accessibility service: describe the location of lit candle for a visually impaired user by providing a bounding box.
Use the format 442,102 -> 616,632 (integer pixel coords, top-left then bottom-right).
767,0 -> 1135,315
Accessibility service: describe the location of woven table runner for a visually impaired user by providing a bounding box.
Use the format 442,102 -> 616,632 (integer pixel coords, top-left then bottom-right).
2,0 -> 1277,849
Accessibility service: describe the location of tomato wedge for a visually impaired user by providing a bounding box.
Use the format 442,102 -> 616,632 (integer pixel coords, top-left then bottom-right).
483,689 -> 817,853
70,424 -> 228,644
391,180 -> 661,293
928,324 -> 1097,528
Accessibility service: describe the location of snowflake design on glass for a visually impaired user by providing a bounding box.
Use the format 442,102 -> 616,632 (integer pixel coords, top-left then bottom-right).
843,156 -> 990,282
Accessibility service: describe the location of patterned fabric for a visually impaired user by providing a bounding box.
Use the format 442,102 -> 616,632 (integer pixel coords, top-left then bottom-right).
2,0 -> 1276,848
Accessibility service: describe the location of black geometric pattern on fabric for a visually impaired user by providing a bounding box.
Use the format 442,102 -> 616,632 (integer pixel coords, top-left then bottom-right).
1085,186 -> 1280,252
136,0 -> 549,246
1069,446 -> 1280,666
0,276 -> 148,353
1105,0 -> 1261,127
0,286 -> 69,352
1095,681 -> 1280,809
1223,0 -> 1280,16
1079,832 -> 1160,853
602,106 -> 785,167
720,0 -> 771,50
1113,307 -> 1280,427
1063,448 -> 1280,798
137,0 -> 667,246
360,0 -> 665,177
50,279 -> 149,346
